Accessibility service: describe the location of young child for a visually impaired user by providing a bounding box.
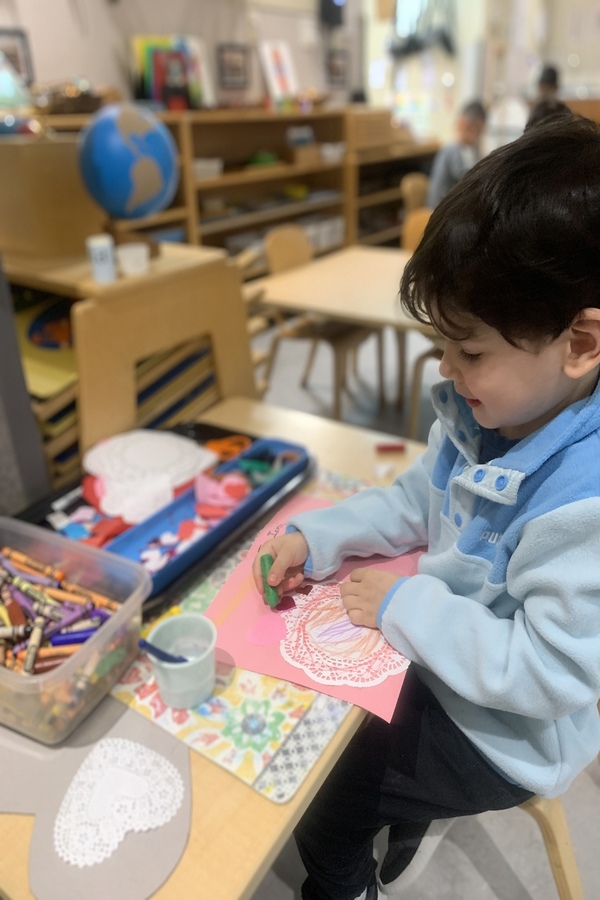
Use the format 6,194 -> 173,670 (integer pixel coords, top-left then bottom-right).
252,116 -> 600,900
426,99 -> 487,208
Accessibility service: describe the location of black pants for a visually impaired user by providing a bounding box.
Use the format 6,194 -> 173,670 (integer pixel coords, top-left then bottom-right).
294,666 -> 534,900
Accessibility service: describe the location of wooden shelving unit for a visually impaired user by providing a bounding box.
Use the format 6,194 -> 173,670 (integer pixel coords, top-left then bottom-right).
110,206 -> 189,232
185,108 -> 349,258
199,193 -> 343,237
345,116 -> 439,246
39,107 -> 439,254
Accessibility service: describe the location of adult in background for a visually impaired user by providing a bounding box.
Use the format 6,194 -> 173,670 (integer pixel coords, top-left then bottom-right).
537,64 -> 560,102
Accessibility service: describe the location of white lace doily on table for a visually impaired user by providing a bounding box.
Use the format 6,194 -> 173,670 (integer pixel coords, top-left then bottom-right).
83,430 -> 218,523
53,738 -> 184,868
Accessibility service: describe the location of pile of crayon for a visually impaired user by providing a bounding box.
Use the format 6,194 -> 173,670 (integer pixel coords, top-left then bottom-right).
0,546 -> 119,677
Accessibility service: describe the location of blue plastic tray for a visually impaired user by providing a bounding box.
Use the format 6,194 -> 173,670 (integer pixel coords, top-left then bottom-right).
106,438 -> 311,596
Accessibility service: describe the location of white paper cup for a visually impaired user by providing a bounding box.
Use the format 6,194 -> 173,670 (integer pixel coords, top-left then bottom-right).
116,242 -> 150,277
86,233 -> 117,283
147,613 -> 217,709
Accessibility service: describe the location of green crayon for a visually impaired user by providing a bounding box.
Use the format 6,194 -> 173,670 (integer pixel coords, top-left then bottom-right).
260,554 -> 279,608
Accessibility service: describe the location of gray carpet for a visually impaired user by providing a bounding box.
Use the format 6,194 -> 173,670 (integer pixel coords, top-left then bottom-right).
250,325 -> 600,899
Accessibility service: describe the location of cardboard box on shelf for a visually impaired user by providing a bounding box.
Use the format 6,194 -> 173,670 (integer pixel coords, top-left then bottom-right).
284,144 -> 322,166
0,135 -> 105,257
347,108 -> 396,150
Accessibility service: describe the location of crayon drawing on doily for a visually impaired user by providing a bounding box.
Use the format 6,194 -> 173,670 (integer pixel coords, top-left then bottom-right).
205,493 -> 420,721
280,581 -> 409,688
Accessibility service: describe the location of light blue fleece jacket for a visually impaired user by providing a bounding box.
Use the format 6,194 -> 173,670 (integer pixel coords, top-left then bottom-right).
288,378 -> 600,798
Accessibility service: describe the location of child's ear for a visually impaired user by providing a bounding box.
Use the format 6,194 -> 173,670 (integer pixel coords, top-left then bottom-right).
565,308 -> 600,378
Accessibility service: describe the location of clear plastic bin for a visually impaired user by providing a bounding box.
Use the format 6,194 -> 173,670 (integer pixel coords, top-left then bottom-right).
0,517 -> 151,744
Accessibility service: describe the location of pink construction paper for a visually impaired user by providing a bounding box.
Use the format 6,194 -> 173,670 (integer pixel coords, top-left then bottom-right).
205,494 -> 422,721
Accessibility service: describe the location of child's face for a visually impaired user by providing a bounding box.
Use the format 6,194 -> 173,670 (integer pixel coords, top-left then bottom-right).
438,319 -> 594,439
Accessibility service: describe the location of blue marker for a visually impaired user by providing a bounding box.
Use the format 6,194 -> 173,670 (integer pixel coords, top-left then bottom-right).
139,637 -> 188,664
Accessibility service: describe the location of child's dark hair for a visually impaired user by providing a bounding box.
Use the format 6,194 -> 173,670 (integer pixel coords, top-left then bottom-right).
400,116 -> 600,345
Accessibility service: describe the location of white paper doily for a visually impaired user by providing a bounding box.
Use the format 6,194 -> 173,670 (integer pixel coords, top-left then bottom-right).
54,738 -> 184,868
83,430 -> 218,523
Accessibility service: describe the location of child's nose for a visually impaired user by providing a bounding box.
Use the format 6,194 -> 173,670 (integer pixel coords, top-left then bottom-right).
439,351 -> 453,379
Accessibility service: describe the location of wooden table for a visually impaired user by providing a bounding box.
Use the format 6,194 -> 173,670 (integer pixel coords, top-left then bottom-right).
251,245 -> 435,406
3,242 -> 225,300
0,398 -> 425,900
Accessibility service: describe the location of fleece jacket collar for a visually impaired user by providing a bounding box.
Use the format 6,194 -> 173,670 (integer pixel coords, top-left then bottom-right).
431,375 -> 600,478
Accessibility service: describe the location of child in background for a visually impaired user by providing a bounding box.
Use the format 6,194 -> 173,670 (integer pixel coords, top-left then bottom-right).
253,116 -> 600,900
426,99 -> 487,208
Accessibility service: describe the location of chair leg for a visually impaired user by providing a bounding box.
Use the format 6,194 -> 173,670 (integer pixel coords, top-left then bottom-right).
395,329 -> 406,410
332,347 -> 347,420
263,333 -> 283,384
301,338 -> 320,387
406,349 -> 432,440
519,797 -> 584,900
376,328 -> 385,408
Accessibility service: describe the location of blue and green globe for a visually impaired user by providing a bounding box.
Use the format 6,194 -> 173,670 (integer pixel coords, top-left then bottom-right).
78,104 -> 179,220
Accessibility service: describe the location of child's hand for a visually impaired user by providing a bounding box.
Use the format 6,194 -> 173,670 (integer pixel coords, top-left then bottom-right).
252,531 -> 310,598
340,568 -> 400,628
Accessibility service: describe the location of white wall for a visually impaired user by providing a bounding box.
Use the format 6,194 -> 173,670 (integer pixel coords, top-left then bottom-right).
0,0 -> 363,105
364,0 -> 487,142
545,0 -> 600,97
0,0 -> 127,91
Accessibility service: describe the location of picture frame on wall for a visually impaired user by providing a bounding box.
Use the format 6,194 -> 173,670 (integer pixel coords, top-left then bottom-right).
0,28 -> 34,85
326,49 -> 347,87
130,34 -> 215,109
217,43 -> 250,90
259,40 -> 299,102
151,49 -> 190,110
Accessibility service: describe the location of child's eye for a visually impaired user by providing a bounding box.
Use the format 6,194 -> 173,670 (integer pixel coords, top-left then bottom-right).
458,349 -> 482,362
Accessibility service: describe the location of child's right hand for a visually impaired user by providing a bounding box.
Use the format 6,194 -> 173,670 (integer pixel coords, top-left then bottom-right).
252,531 -> 309,598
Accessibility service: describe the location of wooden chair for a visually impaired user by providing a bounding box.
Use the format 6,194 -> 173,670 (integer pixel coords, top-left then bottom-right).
399,172 -> 430,213
515,701 -> 598,900
228,246 -> 272,398
401,207 -> 433,253
262,225 -> 385,420
399,207 -> 444,440
517,795 -> 584,899
72,257 -> 257,453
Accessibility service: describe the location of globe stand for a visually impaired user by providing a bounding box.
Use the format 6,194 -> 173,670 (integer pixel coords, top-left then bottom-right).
104,220 -> 161,259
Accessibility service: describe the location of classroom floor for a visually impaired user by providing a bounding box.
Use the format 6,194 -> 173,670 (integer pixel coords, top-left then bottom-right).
252,326 -> 439,446
249,326 -> 600,899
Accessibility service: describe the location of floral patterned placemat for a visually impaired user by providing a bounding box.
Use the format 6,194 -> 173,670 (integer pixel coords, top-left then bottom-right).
112,470 -> 365,802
